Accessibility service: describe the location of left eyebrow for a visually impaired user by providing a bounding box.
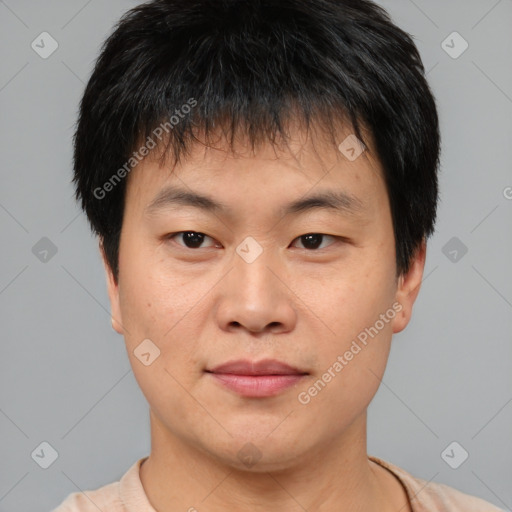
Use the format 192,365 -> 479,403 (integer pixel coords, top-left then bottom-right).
282,189 -> 366,217
144,185 -> 367,218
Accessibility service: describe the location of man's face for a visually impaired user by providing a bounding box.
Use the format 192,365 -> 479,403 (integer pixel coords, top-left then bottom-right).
103,125 -> 424,471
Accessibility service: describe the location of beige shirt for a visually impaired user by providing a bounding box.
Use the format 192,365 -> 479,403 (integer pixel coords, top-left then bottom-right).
52,455 -> 504,511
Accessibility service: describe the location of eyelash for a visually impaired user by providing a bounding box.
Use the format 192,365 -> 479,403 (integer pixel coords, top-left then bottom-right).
165,231 -> 342,251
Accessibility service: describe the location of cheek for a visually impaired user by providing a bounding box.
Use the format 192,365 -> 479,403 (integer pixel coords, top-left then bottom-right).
322,285 -> 396,388
118,278 -> 202,416
304,264 -> 396,347
296,326 -> 393,425
117,257 -> 207,380
118,244 -> 190,337
295,259 -> 396,411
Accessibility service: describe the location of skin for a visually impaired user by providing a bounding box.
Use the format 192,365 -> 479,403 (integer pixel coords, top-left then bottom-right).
101,122 -> 425,511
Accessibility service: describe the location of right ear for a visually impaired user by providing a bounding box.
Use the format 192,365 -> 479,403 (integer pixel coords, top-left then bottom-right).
99,239 -> 124,334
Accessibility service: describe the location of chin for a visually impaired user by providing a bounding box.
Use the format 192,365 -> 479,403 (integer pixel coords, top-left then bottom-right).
204,432 -> 311,474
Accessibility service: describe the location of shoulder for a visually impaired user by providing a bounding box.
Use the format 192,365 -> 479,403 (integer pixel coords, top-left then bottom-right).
51,481 -> 121,511
51,457 -> 149,512
369,455 -> 505,512
415,479 -> 505,511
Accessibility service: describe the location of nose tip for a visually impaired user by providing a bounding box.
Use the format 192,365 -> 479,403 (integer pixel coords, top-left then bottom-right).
229,320 -> 283,333
215,259 -> 297,335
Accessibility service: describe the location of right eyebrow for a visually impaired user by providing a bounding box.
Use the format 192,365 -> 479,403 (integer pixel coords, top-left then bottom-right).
144,186 -> 232,216
145,185 -> 367,219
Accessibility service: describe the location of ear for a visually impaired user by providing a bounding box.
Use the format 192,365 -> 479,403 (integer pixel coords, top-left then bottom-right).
99,239 -> 124,334
392,239 -> 427,334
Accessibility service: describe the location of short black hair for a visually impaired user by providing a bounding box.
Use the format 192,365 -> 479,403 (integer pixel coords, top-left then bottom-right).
72,0 -> 440,284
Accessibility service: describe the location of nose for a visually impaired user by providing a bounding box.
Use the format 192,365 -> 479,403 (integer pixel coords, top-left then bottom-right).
214,248 -> 297,335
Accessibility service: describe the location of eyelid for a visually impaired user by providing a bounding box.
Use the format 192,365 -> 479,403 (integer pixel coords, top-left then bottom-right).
290,233 -> 338,250
166,231 -> 346,251
166,231 -> 219,248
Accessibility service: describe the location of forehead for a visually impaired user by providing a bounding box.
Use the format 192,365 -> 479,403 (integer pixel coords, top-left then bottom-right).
124,123 -> 386,221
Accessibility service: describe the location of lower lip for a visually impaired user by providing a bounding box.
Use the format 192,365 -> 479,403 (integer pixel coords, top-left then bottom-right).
208,373 -> 306,397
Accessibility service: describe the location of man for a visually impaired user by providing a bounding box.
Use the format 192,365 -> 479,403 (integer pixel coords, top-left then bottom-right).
54,0 -> 503,510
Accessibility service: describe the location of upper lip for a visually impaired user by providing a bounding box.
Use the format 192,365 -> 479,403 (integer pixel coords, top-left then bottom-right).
207,359 -> 307,376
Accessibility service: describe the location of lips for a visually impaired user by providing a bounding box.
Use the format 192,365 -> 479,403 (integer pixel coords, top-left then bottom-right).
205,359 -> 308,397
207,359 -> 307,376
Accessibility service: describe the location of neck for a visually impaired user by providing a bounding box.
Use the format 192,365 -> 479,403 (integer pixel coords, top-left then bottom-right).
139,409 -> 405,512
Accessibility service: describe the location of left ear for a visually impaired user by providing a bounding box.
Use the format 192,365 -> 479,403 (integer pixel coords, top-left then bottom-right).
392,239 -> 427,334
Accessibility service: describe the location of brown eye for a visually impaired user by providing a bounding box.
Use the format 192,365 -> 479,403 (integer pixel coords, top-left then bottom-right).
292,233 -> 337,250
168,231 -> 217,249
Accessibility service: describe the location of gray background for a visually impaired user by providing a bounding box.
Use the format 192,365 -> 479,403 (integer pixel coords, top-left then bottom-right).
0,0 -> 511,510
